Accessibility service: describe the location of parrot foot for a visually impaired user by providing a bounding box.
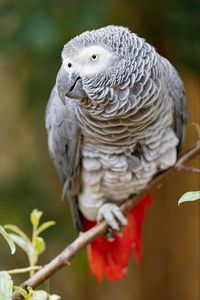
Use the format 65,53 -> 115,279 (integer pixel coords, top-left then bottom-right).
96,203 -> 128,232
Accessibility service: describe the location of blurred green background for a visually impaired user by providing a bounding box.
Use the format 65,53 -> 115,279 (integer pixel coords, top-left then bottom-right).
0,0 -> 199,299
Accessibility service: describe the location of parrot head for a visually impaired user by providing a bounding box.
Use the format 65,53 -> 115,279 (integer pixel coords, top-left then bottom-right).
56,26 -> 136,103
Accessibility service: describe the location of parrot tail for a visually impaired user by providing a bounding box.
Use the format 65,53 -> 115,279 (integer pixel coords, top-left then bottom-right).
82,194 -> 152,281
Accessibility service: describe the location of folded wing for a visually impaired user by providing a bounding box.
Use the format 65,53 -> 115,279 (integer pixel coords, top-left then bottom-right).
45,86 -> 82,230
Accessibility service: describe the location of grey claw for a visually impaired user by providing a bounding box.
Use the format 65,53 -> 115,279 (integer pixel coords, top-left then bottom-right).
113,207 -> 128,226
97,203 -> 128,232
106,228 -> 115,242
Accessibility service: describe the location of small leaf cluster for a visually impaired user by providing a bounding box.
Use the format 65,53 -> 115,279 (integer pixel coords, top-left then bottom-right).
0,209 -> 60,300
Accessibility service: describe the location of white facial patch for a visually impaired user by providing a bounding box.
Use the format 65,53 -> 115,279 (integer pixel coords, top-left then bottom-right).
63,45 -> 115,76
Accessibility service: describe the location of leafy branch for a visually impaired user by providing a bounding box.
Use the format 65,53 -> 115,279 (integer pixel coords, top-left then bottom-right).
12,139 -> 200,300
4,209 -> 55,278
0,210 -> 59,300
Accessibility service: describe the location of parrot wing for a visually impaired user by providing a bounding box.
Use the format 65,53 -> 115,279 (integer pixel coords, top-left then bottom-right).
168,68 -> 188,153
45,86 -> 82,230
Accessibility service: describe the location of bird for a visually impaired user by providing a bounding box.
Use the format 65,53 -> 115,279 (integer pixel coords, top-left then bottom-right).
45,25 -> 187,281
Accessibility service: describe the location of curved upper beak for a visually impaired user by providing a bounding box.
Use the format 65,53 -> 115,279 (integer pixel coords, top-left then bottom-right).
56,66 -> 86,104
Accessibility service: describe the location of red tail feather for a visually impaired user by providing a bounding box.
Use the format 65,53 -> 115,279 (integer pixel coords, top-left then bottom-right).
82,194 -> 152,281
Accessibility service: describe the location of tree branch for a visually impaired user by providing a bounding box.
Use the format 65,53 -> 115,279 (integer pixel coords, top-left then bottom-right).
12,139 -> 200,300
177,165 -> 200,173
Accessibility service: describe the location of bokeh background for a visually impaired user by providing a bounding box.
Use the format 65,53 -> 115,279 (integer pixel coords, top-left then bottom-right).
0,0 -> 199,299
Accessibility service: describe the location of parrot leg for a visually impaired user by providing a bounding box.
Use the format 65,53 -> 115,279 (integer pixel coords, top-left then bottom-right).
96,203 -> 128,232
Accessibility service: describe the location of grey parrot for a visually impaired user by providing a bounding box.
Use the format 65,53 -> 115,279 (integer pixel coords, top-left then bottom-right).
45,25 -> 187,280
46,26 -> 187,280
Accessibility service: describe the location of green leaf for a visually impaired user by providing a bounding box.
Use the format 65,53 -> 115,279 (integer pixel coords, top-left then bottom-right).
31,210 -> 43,229
0,226 -> 16,255
31,291 -> 61,300
178,191 -> 200,205
8,233 -> 33,258
31,290 -> 48,300
36,221 -> 56,236
4,224 -> 30,243
49,294 -> 61,300
33,237 -> 46,255
0,272 -> 13,300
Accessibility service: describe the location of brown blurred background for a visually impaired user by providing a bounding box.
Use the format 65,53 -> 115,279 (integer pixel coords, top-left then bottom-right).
0,0 -> 199,299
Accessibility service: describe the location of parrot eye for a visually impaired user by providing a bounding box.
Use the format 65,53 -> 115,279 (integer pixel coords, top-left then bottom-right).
91,54 -> 98,61
68,63 -> 72,68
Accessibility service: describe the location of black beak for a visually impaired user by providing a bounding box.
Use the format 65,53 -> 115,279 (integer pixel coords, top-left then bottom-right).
56,67 -> 86,104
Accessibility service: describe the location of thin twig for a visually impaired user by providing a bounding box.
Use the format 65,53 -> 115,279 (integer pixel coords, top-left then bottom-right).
12,139 -> 200,300
7,266 -> 42,275
177,165 -> 200,173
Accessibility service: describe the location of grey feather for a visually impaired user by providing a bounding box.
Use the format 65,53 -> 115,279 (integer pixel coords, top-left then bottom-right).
45,86 -> 82,230
164,60 -> 188,153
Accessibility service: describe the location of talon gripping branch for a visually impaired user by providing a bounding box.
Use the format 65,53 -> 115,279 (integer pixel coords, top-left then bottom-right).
45,26 -> 187,281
